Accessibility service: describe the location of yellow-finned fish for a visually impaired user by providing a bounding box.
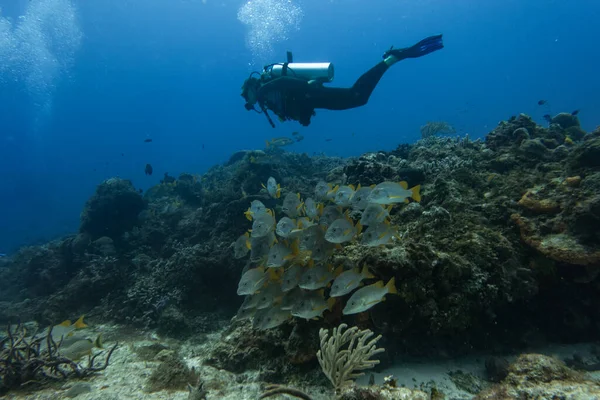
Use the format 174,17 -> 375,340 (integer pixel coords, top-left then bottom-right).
59,334 -> 103,361
330,266 -> 375,297
342,278 -> 397,315
262,176 -> 281,199
265,137 -> 294,148
367,181 -> 421,204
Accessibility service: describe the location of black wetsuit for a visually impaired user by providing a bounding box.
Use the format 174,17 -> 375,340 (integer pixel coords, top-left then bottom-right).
257,61 -> 389,126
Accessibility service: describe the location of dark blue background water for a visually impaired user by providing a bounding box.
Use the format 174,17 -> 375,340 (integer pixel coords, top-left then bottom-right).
1,0 -> 598,253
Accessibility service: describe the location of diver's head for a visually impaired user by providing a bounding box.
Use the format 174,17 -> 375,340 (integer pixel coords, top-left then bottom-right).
241,76 -> 260,110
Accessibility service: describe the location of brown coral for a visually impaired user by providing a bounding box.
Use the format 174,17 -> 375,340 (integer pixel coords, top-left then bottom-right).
511,214 -> 600,266
517,190 -> 561,214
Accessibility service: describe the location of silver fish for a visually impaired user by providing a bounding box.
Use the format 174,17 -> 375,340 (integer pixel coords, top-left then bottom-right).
233,232 -> 251,259
250,233 -> 275,262
320,205 -> 342,227
351,186 -> 373,210
266,243 -> 292,268
367,181 -> 421,205
256,283 -> 284,310
251,213 -> 275,238
333,185 -> 355,207
342,278 -> 397,315
237,267 -> 268,295
303,197 -> 322,220
361,222 -> 398,247
276,217 -> 296,238
59,335 -> 103,361
291,290 -> 335,320
244,200 -> 267,221
360,204 -> 392,226
281,264 -> 304,292
263,177 -> 281,199
298,263 -> 338,290
252,306 -> 291,330
282,192 -> 303,218
330,266 -> 375,297
314,181 -> 331,200
325,218 -> 361,244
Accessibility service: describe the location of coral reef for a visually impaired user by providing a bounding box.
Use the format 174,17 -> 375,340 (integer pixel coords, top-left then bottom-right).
475,353 -> 600,399
80,178 -> 146,240
0,112 -> 599,397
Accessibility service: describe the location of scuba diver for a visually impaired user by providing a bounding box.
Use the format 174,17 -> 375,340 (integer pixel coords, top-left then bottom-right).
241,34 -> 444,127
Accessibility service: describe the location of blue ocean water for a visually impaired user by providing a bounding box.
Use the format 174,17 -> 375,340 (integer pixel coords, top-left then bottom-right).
0,0 -> 598,253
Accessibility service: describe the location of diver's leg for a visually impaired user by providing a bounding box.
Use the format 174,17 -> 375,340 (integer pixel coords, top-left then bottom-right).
307,61 -> 390,110
308,34 -> 443,110
384,34 -> 444,67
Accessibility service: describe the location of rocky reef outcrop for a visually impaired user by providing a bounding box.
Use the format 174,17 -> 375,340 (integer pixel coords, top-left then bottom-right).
0,113 -> 599,397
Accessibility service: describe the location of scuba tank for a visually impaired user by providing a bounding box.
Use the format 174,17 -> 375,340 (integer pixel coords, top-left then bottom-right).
264,62 -> 334,83
261,51 -> 334,83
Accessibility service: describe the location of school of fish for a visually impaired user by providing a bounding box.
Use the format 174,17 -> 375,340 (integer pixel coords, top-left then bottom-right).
232,176 -> 421,330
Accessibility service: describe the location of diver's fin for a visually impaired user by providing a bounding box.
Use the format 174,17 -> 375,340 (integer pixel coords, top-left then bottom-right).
384,34 -> 444,61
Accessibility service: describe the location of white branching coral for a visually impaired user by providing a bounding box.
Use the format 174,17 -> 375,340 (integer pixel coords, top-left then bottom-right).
316,323 -> 385,392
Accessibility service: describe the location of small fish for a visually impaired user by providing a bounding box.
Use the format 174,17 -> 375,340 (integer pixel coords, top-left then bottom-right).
330,266 -> 375,297
360,204 -> 392,226
256,282 -> 284,309
59,335 -> 103,361
253,306 -> 291,330
144,163 -> 153,176
45,315 -> 88,343
0,253 -> 6,258
239,293 -> 261,310
325,218 -> 362,244
361,222 -> 398,247
281,287 -> 303,310
266,137 -> 294,148
294,135 -> 304,142
543,114 -> 552,123
537,100 -> 547,106
282,193 -> 303,218
291,290 -> 336,320
310,239 -> 336,261
571,109 -> 580,116
299,224 -> 324,252
244,200 -> 268,221
325,138 -> 333,142
319,205 -> 342,227
250,232 -> 276,261
314,181 -> 331,200
281,264 -> 304,292
342,278 -> 397,315
144,138 -> 153,143
350,186 -> 373,210
233,232 -> 252,259
262,177 -> 281,199
303,197 -> 323,220
236,301 -> 257,320
251,213 -> 276,238
333,185 -> 355,207
298,263 -> 339,290
367,181 -> 421,204
276,217 -> 297,238
292,131 -> 300,136
266,243 -> 293,268
237,267 -> 267,295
